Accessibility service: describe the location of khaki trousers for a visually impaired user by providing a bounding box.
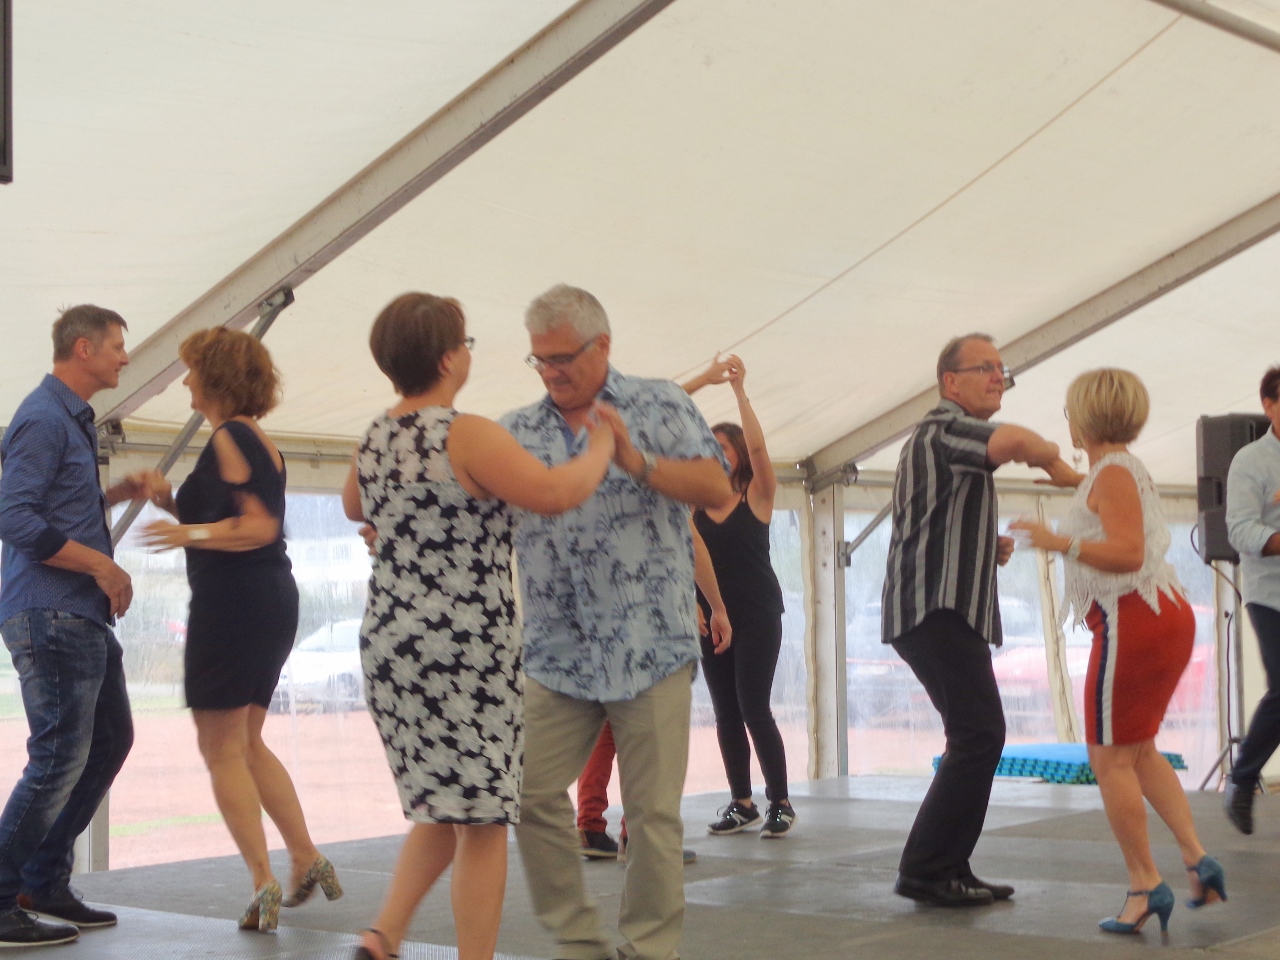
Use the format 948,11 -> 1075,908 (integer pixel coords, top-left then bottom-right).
515,663 -> 693,960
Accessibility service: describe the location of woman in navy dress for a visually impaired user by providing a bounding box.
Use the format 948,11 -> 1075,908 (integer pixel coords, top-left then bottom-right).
142,328 -> 340,933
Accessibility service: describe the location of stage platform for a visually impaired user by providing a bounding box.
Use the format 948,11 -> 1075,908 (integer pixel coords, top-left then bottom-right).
47,777 -> 1280,959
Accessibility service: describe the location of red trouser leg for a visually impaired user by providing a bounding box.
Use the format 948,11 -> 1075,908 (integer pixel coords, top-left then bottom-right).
576,721 -> 616,833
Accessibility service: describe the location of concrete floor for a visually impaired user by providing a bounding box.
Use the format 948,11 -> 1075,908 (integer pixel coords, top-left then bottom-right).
54,777 -> 1280,959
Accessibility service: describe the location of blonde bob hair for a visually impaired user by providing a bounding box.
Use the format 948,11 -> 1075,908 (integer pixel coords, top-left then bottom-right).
1065,368 -> 1149,445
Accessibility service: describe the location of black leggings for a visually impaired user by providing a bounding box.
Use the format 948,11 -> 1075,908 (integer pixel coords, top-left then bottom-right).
700,610 -> 789,803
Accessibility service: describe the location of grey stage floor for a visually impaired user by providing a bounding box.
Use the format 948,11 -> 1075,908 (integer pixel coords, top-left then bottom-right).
40,778 -> 1280,959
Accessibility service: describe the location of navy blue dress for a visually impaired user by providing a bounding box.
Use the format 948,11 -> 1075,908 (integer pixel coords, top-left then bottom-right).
176,420 -> 298,710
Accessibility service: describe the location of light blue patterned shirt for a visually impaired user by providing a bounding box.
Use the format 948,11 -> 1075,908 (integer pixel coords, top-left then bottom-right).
500,366 -> 727,702
1226,427 -> 1280,614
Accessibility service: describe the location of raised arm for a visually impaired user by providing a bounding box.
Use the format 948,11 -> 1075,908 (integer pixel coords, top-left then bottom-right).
986,424 -> 1060,469
682,356 -> 734,395
725,356 -> 776,517
449,412 -> 614,516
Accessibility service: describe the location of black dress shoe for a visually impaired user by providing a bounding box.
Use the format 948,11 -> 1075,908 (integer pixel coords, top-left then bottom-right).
894,874 -> 995,907
964,874 -> 1014,900
18,888 -> 117,928
0,907 -> 79,947
1224,780 -> 1255,836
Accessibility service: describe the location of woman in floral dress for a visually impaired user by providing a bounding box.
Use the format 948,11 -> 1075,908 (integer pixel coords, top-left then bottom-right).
342,293 -> 614,960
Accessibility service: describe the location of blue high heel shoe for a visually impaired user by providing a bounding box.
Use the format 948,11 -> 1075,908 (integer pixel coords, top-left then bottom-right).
1185,855 -> 1227,908
1099,881 -> 1174,934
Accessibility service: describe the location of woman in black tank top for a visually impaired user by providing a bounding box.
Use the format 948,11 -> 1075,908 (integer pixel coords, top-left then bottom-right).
685,356 -> 795,838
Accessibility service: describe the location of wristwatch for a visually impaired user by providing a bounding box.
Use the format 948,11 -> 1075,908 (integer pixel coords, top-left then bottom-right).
1065,538 -> 1082,561
633,450 -> 657,486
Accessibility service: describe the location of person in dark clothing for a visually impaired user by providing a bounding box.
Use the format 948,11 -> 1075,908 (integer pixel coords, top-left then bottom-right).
882,333 -> 1073,907
140,328 -> 340,935
1223,365 -> 1280,834
684,355 -> 795,838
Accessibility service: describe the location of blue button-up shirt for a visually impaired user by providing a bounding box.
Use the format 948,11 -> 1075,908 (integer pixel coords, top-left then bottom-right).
0,374 -> 113,626
500,366 -> 727,701
1227,427 -> 1280,614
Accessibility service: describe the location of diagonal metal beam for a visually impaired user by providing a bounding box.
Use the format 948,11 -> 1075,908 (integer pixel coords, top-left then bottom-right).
1149,0 -> 1280,56
92,0 -> 679,426
806,188 -> 1280,480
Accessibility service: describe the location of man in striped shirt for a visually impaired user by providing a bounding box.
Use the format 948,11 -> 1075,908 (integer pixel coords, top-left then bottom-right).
884,333 -> 1071,908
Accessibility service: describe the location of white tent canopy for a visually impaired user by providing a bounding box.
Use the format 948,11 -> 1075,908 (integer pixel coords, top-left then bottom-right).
5,0 -> 1280,480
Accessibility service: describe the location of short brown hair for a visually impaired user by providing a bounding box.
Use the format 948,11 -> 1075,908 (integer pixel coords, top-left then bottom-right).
1065,368 -> 1149,445
179,327 -> 280,419
369,293 -> 466,396
52,305 -> 128,362
713,423 -> 752,493
936,333 -> 995,388
1260,365 -> 1280,404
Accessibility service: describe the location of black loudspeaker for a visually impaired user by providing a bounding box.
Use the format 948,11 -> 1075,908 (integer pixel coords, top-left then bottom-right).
1196,413 -> 1271,563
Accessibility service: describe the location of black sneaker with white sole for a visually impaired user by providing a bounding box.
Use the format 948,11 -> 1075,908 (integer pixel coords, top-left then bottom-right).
0,907 -> 80,947
707,800 -> 762,835
760,802 -> 796,838
18,887 -> 117,928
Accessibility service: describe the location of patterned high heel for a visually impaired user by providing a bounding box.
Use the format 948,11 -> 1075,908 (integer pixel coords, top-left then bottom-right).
282,855 -> 344,907
1185,855 -> 1227,908
353,927 -> 400,959
1099,882 -> 1174,934
238,880 -> 282,932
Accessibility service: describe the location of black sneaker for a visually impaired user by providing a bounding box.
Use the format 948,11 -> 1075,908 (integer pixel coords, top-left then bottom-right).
580,829 -> 620,859
18,888 -> 117,928
707,800 -> 762,835
0,907 -> 80,947
760,802 -> 796,838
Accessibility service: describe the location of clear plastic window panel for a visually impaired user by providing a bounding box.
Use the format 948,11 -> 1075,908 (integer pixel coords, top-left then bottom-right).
686,509 -> 809,797
844,509 -> 1058,775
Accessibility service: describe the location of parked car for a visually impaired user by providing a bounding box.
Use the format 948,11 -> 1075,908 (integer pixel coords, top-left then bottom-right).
270,619 -> 364,713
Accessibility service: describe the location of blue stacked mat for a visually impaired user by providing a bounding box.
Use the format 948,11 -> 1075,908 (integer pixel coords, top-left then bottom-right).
931,743 -> 1187,785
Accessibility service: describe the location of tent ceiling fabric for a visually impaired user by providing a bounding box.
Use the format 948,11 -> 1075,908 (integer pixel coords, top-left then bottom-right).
6,1 -> 1280,489
0,0 -> 575,416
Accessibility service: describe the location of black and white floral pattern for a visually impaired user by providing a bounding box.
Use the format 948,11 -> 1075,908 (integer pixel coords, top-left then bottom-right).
357,408 -> 521,825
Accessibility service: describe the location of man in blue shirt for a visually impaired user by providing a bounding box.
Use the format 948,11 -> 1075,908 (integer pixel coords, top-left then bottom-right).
502,285 -> 731,960
0,305 -> 152,948
1224,364 -> 1280,835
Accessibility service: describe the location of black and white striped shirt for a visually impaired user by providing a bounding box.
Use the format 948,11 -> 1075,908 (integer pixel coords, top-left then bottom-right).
881,399 -> 1002,646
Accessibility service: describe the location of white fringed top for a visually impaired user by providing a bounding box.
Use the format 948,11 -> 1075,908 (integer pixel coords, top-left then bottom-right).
1057,451 -> 1184,629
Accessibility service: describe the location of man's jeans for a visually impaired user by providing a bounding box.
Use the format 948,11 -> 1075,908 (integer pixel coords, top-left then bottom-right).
0,609 -> 133,910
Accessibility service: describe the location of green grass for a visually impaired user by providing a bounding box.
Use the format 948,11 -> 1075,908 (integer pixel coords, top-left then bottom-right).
109,813 -> 224,838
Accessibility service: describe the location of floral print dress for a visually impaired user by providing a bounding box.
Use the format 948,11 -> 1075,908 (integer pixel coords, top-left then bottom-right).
356,407 -> 522,824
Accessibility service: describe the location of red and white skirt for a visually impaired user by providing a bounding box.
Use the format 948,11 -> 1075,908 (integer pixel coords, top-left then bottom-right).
1084,589 -> 1195,746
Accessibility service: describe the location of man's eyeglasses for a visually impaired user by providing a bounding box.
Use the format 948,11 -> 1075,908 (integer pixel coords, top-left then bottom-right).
952,362 -> 1015,390
525,337 -> 597,372
462,336 -> 475,349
